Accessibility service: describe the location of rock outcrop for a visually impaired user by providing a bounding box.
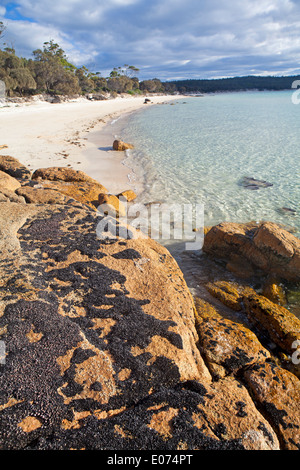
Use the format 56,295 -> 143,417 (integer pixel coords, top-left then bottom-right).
0,200 -> 281,451
98,193 -> 126,217
117,190 -> 137,202
32,167 -> 102,185
0,170 -> 21,192
19,180 -> 108,210
203,221 -> 300,282
112,140 -> 134,151
0,160 -> 299,450
0,155 -> 31,180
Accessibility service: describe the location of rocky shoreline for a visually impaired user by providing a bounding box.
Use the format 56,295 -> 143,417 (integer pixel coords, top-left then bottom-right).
0,154 -> 299,450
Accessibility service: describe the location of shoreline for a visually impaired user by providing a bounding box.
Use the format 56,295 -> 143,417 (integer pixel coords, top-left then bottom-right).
0,94 -> 183,194
1,91 -> 298,316
82,107 -> 147,196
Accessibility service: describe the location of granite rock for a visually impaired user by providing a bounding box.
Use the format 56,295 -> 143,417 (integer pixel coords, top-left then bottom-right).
0,155 -> 31,180
203,221 -> 300,282
32,167 -> 102,185
113,140 -> 134,151
244,362 -> 300,450
0,170 -> 21,192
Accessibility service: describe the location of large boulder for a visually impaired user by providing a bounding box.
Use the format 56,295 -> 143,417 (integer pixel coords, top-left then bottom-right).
0,170 -> 21,192
117,190 -> 137,202
203,280 -> 300,361
113,140 -> 134,151
0,201 -> 281,450
32,167 -> 102,185
20,180 -> 108,209
244,362 -> 300,450
16,187 -> 76,206
243,292 -> 300,355
98,193 -> 126,217
194,297 -> 270,379
203,221 -> 300,282
0,155 -> 31,180
0,201 -> 212,450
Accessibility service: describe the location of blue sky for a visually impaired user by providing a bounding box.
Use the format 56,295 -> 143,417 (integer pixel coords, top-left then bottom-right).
1,0 -> 300,80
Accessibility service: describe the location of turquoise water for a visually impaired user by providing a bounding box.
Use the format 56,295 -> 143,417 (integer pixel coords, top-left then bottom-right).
121,91 -> 300,236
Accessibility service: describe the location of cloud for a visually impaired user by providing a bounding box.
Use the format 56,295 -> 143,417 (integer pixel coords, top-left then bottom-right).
1,0 -> 300,80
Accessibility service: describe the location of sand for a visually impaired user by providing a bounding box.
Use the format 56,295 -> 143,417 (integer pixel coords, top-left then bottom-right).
0,95 -> 180,194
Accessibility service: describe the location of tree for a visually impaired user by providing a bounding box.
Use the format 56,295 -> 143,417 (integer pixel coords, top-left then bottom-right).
0,48 -> 36,96
140,79 -> 164,93
32,40 -> 80,95
109,64 -> 139,78
9,68 -> 36,95
0,22 -> 6,40
107,75 -> 134,93
107,64 -> 140,93
90,72 -> 107,92
75,66 -> 95,93
122,64 -> 139,78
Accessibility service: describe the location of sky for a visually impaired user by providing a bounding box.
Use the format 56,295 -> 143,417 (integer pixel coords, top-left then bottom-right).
1,0 -> 300,81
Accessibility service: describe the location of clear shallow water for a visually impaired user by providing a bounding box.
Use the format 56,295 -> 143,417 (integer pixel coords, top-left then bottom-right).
117,91 -> 300,316
121,91 -> 300,236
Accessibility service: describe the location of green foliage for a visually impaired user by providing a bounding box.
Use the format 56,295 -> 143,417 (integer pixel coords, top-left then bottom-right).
0,36 -> 145,97
0,27 -> 163,98
140,79 -> 164,93
110,64 -> 139,78
32,40 -> 81,95
0,48 -> 37,95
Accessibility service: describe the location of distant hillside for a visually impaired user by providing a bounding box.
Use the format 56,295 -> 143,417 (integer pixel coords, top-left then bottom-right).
166,75 -> 300,93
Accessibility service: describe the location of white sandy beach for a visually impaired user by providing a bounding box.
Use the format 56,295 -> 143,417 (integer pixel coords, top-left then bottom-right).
0,95 -> 180,194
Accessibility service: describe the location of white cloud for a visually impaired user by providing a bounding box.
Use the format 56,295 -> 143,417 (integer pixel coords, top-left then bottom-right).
2,0 -> 300,79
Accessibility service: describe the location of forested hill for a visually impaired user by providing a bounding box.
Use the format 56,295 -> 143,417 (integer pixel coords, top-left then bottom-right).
167,75 -> 300,93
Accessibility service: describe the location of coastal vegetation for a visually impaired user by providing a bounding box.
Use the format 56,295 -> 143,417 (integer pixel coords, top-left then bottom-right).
0,35 -> 165,97
167,75 -> 300,93
1,26 -> 299,98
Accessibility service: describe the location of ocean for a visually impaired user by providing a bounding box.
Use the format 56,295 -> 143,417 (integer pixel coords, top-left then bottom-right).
120,91 -> 299,236
112,90 -> 300,315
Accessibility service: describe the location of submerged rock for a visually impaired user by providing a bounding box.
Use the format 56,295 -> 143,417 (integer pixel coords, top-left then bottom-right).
240,176 -> 273,190
262,279 -> 287,306
203,280 -> 300,354
277,207 -> 297,216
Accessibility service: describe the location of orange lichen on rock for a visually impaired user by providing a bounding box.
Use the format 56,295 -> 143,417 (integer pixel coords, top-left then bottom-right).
18,417 -> 43,433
